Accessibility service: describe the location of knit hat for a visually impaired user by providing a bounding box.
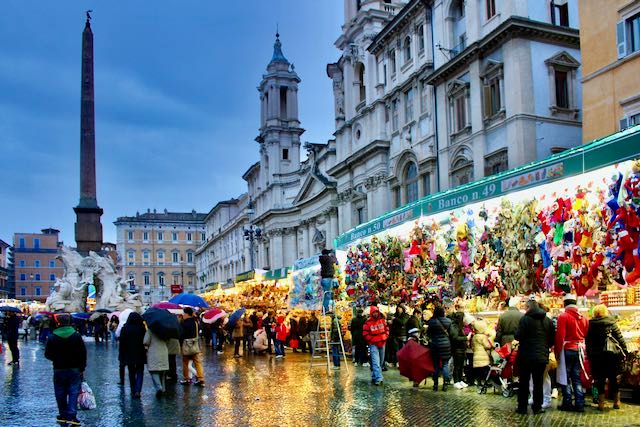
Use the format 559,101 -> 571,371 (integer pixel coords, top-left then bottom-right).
563,293 -> 577,306
407,328 -> 420,337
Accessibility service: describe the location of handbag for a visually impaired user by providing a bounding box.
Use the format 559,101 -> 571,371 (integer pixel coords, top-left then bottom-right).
290,338 -> 299,349
604,329 -> 625,357
182,323 -> 201,356
78,381 -> 97,410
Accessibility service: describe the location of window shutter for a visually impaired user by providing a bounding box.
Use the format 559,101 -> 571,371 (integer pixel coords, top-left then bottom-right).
482,84 -> 491,119
620,117 -> 629,130
617,20 -> 627,59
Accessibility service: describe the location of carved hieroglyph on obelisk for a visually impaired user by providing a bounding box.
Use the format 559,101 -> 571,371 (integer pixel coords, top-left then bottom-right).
73,11 -> 103,254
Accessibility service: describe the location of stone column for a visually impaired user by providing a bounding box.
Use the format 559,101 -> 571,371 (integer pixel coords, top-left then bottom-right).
300,223 -> 309,259
329,210 -> 338,249
307,220 -> 315,257
271,229 -> 284,268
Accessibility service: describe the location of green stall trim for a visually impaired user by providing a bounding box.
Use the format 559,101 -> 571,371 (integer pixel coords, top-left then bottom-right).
264,267 -> 291,281
235,270 -> 255,283
334,125 -> 640,249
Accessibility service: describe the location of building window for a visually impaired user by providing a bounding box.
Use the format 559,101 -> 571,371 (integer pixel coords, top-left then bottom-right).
127,230 -> 134,241
143,251 -> 150,266
143,273 -> 150,286
404,162 -> 419,203
447,79 -> 470,135
280,86 -> 288,119
33,238 -> 40,249
422,173 -> 431,197
484,148 -> 509,177
405,88 -> 414,123
173,275 -> 180,285
158,273 -> 165,287
550,0 -> 569,27
481,60 -> 504,121
49,260 -> 55,268
20,287 -> 26,296
486,0 -> 496,19
187,252 -> 194,263
356,207 -> 365,225
143,231 -> 149,242
19,238 -> 25,248
157,250 -> 165,265
403,36 -> 412,63
35,287 -> 41,296
416,23 -> 425,53
19,260 -> 25,268
545,52 -> 580,116
187,232 -> 192,241
127,250 -> 135,265
20,273 -> 26,281
420,80 -> 429,114
449,0 -> 466,55
392,98 -> 400,131
34,260 -> 40,268
451,150 -> 474,186
621,112 -> 640,130
389,48 -> 396,76
201,232 -> 206,241
157,232 -> 164,242
395,188 -> 402,208
618,13 -> 640,58
35,274 -> 41,281
172,252 -> 179,264
355,62 -> 366,105
172,232 -> 178,241
282,148 -> 289,160
50,274 -> 56,281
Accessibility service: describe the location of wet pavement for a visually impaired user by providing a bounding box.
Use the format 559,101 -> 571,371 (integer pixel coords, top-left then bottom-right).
2,340 -> 640,427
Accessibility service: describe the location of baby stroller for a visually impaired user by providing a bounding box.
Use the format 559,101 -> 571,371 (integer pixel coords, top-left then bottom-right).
477,342 -> 519,397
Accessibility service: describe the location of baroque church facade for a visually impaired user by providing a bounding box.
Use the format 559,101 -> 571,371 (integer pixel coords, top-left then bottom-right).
197,0 -> 583,287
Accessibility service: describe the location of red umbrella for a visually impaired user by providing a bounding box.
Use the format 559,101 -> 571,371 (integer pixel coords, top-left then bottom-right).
397,340 -> 435,384
202,308 -> 226,324
153,302 -> 181,310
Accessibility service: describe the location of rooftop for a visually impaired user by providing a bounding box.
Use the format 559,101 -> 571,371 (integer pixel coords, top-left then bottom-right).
115,209 -> 207,224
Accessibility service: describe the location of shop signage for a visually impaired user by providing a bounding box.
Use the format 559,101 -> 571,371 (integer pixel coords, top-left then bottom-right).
293,255 -> 320,271
170,284 -> 183,294
265,267 -> 290,280
235,270 -> 255,282
334,127 -> 640,249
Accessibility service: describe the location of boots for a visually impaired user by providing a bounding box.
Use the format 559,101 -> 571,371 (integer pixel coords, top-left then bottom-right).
598,394 -> 606,411
613,392 -> 621,409
433,379 -> 439,391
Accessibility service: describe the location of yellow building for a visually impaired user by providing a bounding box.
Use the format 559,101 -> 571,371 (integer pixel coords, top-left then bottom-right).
580,0 -> 640,142
114,209 -> 206,304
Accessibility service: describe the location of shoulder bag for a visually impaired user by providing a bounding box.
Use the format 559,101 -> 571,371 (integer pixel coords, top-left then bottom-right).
182,321 -> 201,356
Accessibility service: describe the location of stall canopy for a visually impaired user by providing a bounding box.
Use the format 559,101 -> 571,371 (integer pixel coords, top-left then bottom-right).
264,267 -> 290,281
335,125 -> 640,249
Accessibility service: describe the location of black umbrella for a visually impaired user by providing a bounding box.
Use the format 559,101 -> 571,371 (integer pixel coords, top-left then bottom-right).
142,308 -> 180,340
0,306 -> 22,313
93,308 -> 112,313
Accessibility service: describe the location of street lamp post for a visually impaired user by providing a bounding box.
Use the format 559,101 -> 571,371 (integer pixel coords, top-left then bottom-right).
243,198 -> 264,270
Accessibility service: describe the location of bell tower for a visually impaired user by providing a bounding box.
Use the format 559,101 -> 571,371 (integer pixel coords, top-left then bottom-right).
257,33 -> 304,185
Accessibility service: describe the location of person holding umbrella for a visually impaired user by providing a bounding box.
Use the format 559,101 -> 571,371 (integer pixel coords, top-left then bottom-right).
180,307 -> 205,386
144,326 -> 169,398
119,312 -> 147,399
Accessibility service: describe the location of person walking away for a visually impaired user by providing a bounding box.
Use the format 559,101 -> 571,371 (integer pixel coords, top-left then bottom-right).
289,316 -> 300,353
144,328 -> 169,398
273,316 -> 288,359
108,316 -> 119,344
308,312 -> 319,357
515,297 -> 555,414
180,307 -> 205,386
166,337 -> 180,382
92,315 -> 104,344
263,312 -> 275,354
449,311 -> 468,389
45,314 -> 86,426
119,312 -> 146,399
496,297 -> 523,346
330,313 -> 342,369
471,319 -> 494,388
21,316 -> 29,342
212,317 -> 225,355
427,306 -> 452,391
5,312 -> 20,366
232,314 -> 245,358
586,304 -> 627,410
298,315 -> 309,353
350,308 -> 368,366
555,293 -> 589,412
243,314 -> 254,354
319,249 -> 338,312
363,306 -> 389,385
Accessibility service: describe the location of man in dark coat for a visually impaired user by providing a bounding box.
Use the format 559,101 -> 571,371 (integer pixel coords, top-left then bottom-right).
308,312 -> 319,356
319,249 -> 338,312
5,312 -> 21,365
119,312 -> 147,398
496,297 -> 523,346
405,309 -> 423,338
426,306 -> 452,391
298,315 -> 309,353
515,297 -> 555,414
263,312 -> 275,354
349,308 -> 368,366
45,313 -> 86,426
448,311 -> 468,388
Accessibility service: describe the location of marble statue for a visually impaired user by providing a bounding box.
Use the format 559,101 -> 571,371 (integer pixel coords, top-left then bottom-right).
46,246 -> 142,313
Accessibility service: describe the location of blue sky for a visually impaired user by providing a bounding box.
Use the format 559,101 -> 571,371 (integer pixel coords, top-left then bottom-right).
0,1 -> 343,245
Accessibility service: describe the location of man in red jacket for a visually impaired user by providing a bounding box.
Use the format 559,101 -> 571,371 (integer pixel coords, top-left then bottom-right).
554,294 -> 589,412
363,306 -> 389,385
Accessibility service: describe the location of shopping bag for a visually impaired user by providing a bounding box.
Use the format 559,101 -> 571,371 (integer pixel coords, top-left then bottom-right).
78,381 -> 97,410
290,338 -> 299,349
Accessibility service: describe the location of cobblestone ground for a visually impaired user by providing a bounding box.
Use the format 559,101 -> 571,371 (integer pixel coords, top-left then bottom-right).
2,340 -> 640,426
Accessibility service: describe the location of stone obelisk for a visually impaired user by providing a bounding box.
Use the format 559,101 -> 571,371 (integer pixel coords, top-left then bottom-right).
74,11 -> 103,254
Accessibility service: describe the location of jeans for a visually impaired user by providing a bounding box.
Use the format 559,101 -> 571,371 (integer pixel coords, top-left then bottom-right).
53,368 -> 81,420
275,340 -> 285,356
168,355 -> 177,379
529,370 -> 552,407
8,338 -> 19,363
354,342 -> 368,365
150,371 -> 166,392
431,350 -> 450,384
562,349 -> 585,409
182,353 -> 204,382
369,344 -> 385,383
519,361 -> 546,410
321,278 -> 333,312
110,331 -> 117,342
452,353 -> 465,383
234,338 -> 242,356
332,344 -> 341,367
127,363 -> 144,395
